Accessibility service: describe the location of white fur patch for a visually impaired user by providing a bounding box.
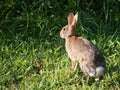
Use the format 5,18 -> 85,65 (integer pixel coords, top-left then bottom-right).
96,66 -> 105,76
89,72 -> 95,77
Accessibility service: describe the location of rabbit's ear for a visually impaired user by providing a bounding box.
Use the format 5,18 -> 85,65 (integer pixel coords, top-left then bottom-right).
71,12 -> 78,27
67,13 -> 74,25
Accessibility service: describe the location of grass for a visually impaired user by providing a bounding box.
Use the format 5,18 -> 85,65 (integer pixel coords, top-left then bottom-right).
0,1 -> 120,90
0,36 -> 120,90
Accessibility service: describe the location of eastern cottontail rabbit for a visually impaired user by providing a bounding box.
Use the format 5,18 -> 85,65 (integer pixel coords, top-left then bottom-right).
60,12 -> 105,77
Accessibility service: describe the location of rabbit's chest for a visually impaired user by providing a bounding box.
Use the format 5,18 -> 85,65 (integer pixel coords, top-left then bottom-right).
65,42 -> 80,60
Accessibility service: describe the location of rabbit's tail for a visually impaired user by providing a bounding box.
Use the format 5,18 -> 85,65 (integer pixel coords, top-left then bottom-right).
96,66 -> 105,76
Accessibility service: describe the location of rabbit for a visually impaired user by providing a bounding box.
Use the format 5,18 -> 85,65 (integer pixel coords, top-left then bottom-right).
60,12 -> 105,77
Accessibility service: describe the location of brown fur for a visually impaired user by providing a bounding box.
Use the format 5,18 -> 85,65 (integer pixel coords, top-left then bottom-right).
60,12 -> 105,77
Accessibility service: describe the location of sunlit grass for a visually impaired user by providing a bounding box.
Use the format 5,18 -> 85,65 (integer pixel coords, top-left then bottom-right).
0,29 -> 120,90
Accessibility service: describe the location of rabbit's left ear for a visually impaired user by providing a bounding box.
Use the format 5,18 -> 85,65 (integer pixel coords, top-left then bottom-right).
71,12 -> 78,27
67,13 -> 74,25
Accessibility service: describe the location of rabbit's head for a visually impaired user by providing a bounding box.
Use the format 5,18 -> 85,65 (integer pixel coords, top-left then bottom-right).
60,12 -> 78,38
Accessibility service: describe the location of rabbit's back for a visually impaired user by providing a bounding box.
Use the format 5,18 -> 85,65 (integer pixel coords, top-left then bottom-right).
66,36 -> 95,61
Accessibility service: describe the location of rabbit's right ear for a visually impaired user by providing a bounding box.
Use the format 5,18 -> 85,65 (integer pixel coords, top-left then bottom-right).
71,12 -> 78,27
67,13 -> 74,25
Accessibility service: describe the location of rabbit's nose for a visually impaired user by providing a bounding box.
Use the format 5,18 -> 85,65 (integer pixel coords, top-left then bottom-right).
60,31 -> 64,38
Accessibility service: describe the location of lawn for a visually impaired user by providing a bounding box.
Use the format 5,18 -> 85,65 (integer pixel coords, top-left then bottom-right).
0,0 -> 120,90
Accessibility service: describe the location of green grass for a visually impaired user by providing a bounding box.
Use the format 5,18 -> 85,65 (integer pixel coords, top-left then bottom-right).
1,35 -> 120,90
0,1 -> 120,90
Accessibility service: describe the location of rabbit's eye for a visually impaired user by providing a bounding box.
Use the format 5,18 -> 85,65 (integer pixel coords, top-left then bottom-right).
63,28 -> 65,31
